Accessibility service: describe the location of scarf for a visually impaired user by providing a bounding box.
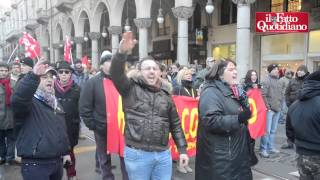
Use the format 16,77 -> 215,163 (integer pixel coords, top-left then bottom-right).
54,79 -> 73,94
0,78 -> 12,106
231,84 -> 250,109
34,89 -> 57,110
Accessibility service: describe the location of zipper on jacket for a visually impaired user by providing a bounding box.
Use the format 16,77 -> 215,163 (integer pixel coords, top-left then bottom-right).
228,136 -> 231,159
33,135 -> 43,156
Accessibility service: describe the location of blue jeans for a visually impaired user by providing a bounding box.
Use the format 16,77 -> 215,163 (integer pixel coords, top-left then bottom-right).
21,158 -> 63,180
124,146 -> 172,180
0,129 -> 16,162
260,110 -> 281,152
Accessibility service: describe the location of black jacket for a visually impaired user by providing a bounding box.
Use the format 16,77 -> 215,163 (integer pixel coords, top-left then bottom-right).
55,82 -> 81,147
110,53 -> 187,153
79,72 -> 108,135
285,75 -> 307,107
172,80 -> 198,98
287,80 -> 320,156
195,80 -> 252,180
11,72 -> 70,159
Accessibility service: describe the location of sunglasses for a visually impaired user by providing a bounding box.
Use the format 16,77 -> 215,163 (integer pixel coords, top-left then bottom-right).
58,70 -> 71,74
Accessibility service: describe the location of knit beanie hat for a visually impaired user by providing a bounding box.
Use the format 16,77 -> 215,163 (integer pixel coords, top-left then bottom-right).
267,64 -> 278,73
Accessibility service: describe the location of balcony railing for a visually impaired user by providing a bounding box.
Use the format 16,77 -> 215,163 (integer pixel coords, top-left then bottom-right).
36,8 -> 50,25
56,0 -> 74,13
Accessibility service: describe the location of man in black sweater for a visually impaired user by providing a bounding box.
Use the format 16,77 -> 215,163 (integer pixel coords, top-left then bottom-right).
286,70 -> 320,180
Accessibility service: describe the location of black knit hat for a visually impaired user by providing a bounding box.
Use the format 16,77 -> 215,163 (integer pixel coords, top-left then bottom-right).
305,70 -> 320,81
55,61 -> 73,71
267,64 -> 278,73
20,57 -> 34,68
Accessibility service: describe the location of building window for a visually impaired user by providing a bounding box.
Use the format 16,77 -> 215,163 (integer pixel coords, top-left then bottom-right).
271,0 -> 284,12
309,30 -> 320,53
212,44 -> 236,61
288,0 -> 301,12
220,0 -> 237,25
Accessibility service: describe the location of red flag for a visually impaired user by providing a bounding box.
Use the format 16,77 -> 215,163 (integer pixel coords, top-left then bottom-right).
170,96 -> 198,160
19,32 -> 41,59
104,79 -> 125,156
64,37 -> 72,63
81,56 -> 89,68
247,88 -> 267,139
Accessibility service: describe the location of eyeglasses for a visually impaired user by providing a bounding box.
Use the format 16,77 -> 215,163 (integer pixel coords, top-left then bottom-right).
141,66 -> 160,71
58,70 -> 71,74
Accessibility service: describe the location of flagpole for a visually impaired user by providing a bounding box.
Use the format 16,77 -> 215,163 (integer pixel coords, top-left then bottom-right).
6,44 -> 19,64
70,47 -> 74,65
32,48 -> 40,62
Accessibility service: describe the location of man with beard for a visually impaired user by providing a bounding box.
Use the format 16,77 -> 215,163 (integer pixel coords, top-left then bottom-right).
0,63 -> 16,165
72,59 -> 89,88
281,65 -> 309,149
11,60 -> 70,180
286,70 -> 320,180
54,61 -> 80,180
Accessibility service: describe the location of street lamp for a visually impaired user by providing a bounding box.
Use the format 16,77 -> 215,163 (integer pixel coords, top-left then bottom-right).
84,32 -> 89,42
157,0 -> 164,24
124,0 -> 131,31
205,0 -> 215,14
101,25 -> 108,38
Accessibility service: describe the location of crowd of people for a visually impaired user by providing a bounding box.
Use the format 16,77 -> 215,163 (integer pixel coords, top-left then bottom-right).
0,31 -> 319,180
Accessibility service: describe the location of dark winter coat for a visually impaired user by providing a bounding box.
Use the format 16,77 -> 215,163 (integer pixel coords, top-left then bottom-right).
195,80 -> 252,180
11,72 -> 70,159
72,70 -> 89,88
110,53 -> 187,153
0,81 -> 15,130
287,80 -> 320,156
261,75 -> 282,112
285,75 -> 308,107
55,82 -> 81,147
172,81 -> 198,98
79,72 -> 108,135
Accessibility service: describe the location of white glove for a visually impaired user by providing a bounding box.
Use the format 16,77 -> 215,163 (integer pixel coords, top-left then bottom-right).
63,155 -> 71,165
179,154 -> 189,168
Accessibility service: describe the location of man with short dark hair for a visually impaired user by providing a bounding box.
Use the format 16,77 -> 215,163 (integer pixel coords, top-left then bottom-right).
259,64 -> 282,158
110,32 -> 189,180
0,62 -> 16,165
72,59 -> 89,88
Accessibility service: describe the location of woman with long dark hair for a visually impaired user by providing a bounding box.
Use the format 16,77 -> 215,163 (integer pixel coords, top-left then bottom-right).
243,69 -> 261,91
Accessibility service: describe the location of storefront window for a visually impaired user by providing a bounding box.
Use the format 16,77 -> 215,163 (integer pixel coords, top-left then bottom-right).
212,44 -> 236,61
271,0 -> 284,12
288,0 -> 301,12
309,30 -> 320,53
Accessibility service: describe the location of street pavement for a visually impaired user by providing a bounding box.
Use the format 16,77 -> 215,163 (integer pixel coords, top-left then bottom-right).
1,123 -> 299,180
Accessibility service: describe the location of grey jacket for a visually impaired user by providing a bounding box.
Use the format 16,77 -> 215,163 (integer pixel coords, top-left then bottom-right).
0,81 -> 14,130
261,75 -> 282,112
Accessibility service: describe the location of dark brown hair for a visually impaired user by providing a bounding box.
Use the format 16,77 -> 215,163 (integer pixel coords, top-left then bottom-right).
205,59 -> 236,81
244,69 -> 259,84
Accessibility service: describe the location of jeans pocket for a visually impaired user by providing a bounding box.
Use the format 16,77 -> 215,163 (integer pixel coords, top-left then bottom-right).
124,147 -> 138,161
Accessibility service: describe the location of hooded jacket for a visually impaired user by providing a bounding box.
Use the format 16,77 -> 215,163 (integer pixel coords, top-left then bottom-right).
287,77 -> 320,156
110,53 -> 187,153
195,80 -> 252,180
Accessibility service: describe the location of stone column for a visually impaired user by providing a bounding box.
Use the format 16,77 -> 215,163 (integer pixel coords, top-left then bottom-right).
232,0 -> 255,79
88,32 -> 101,69
52,43 -> 60,63
134,18 -> 152,58
172,6 -> 194,66
74,37 -> 84,59
108,26 -> 122,54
